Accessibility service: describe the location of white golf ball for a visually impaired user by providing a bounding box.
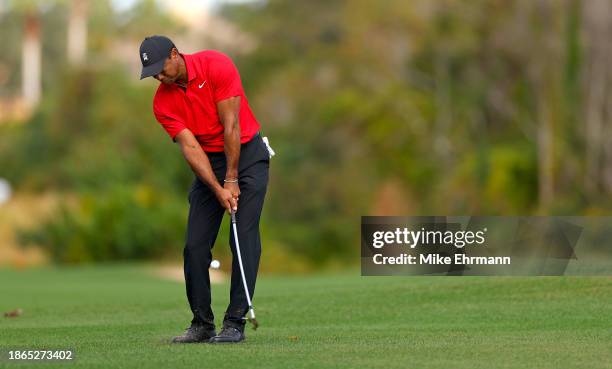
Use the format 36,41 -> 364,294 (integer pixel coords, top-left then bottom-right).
210,260 -> 220,269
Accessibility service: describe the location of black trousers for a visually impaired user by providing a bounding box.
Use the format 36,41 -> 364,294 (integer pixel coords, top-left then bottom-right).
184,133 -> 269,330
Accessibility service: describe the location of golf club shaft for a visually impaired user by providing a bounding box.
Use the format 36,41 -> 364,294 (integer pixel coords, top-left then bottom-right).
231,211 -> 256,319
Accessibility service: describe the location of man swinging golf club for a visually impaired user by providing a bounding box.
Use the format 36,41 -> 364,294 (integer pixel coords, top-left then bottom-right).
139,35 -> 270,343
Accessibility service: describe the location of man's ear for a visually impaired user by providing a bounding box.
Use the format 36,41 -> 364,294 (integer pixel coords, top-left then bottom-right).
170,48 -> 179,59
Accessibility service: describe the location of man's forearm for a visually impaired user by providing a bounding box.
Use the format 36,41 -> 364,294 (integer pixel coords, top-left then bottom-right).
181,144 -> 223,192
224,117 -> 241,179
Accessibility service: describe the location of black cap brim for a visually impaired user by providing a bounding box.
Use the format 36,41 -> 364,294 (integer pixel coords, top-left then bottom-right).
140,58 -> 166,80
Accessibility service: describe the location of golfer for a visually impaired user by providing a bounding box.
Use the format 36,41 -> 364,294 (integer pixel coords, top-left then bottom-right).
139,35 -> 270,344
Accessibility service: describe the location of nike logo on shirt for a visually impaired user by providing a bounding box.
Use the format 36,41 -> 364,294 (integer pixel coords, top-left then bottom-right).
199,81 -> 207,88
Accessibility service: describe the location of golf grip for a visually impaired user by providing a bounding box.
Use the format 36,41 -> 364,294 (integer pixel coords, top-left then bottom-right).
230,211 -> 256,319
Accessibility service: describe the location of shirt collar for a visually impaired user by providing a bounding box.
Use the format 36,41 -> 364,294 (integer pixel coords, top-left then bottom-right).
181,53 -> 197,83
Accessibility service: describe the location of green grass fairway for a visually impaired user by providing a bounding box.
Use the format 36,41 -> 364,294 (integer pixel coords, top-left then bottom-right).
0,265 -> 610,369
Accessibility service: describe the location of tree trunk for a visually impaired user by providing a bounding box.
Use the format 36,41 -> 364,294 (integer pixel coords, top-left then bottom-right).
537,84 -> 554,208
582,0 -> 611,196
22,11 -> 41,108
533,0 -> 559,210
67,0 -> 87,65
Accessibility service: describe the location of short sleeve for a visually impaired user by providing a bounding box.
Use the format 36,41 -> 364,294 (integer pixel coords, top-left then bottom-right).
209,53 -> 244,103
153,107 -> 187,141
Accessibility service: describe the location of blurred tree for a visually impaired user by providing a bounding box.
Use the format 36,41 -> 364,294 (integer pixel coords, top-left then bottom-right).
116,0 -> 183,41
218,0 -> 612,261
2,0 -> 612,266
9,0 -> 46,107
67,0 -> 87,65
582,0 -> 612,197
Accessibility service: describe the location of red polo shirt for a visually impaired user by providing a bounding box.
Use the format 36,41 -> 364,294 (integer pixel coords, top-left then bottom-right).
152,51 -> 260,152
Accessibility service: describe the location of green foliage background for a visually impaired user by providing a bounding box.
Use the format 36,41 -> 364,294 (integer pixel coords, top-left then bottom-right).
1,0 -> 610,267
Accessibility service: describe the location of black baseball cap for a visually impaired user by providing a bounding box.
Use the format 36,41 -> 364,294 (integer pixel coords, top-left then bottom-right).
139,35 -> 176,80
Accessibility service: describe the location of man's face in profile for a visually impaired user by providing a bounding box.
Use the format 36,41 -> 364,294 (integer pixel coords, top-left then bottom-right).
154,49 -> 180,85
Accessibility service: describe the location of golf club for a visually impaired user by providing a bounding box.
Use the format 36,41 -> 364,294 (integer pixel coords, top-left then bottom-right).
230,209 -> 259,330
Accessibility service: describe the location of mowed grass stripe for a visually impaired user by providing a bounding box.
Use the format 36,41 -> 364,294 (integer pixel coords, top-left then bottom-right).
0,265 -> 610,369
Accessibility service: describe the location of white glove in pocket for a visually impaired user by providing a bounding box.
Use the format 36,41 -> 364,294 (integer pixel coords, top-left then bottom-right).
262,136 -> 276,159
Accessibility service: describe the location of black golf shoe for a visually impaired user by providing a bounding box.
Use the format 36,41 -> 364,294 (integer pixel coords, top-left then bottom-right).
208,326 -> 245,344
172,324 -> 216,343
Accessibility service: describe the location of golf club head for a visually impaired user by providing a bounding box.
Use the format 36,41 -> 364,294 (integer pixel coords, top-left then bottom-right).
247,317 -> 259,330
